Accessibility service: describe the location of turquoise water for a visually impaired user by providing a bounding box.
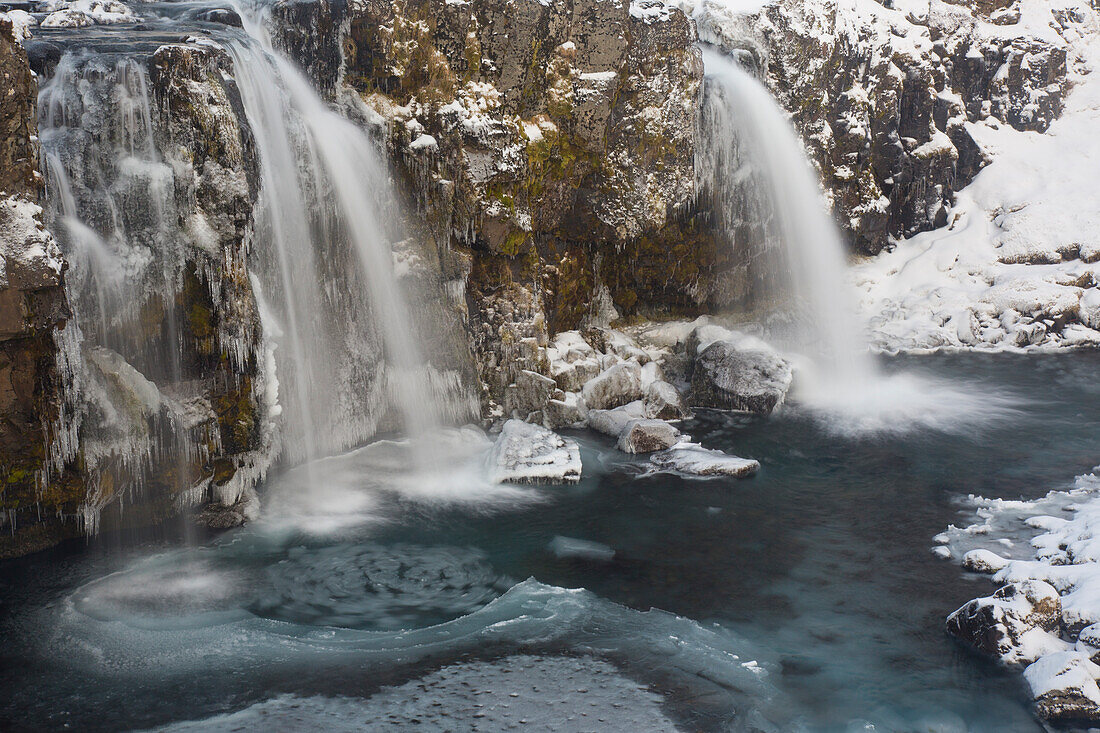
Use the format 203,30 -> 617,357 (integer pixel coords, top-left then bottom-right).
3,353 -> 1099,731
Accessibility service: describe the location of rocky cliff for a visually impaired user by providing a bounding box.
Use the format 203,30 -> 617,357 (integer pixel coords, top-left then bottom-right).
686,0 -> 1081,254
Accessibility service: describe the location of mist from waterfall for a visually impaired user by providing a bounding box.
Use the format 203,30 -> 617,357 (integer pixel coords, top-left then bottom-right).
699,48 -> 1019,434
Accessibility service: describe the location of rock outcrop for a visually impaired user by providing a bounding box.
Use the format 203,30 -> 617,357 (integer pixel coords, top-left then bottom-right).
266,0 -> 756,414
0,17 -> 72,557
690,0 -> 1081,254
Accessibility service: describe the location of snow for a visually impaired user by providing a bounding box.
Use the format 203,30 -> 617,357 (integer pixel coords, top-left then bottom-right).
854,27 -> 1100,353
1,10 -> 37,40
486,419 -> 582,485
648,441 -> 760,478
40,0 -> 138,26
941,469 -> 1100,717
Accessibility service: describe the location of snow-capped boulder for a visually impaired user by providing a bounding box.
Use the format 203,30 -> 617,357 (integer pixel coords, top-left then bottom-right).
1076,624 -> 1100,665
690,338 -> 792,414
643,380 -> 689,420
946,580 -> 1065,665
616,419 -> 680,454
650,442 -> 759,478
543,392 -> 586,430
962,549 -> 1010,574
587,401 -> 646,438
487,420 -> 581,485
581,361 -> 644,410
1023,651 -> 1100,721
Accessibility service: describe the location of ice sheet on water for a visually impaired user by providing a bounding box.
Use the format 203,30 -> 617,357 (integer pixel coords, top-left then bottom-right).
150,655 -> 680,732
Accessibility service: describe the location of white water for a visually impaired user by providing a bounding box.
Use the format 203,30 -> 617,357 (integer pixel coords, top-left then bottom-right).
700,48 -> 1019,434
228,14 -> 446,467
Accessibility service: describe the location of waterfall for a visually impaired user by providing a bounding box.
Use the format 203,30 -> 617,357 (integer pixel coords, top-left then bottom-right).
226,14 -> 447,467
699,47 -> 1017,434
698,47 -> 877,386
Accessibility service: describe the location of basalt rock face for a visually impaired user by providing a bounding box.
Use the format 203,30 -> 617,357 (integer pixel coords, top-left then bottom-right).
271,0 -> 745,412
0,18 -> 71,557
0,37 -> 270,557
696,0 -> 1076,254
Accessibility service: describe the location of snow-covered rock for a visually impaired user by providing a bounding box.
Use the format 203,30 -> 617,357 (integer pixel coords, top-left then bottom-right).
581,360 -> 645,410
1,10 -> 36,40
690,338 -> 792,414
41,0 -> 138,27
940,470 -> 1100,722
1024,651 -> 1100,721
853,2 -> 1100,353
587,401 -> 647,438
543,391 -> 586,430
643,380 -> 689,420
616,419 -> 680,454
649,441 -> 759,478
486,420 -> 581,485
946,580 -> 1066,665
504,369 -> 557,419
1076,624 -> 1100,665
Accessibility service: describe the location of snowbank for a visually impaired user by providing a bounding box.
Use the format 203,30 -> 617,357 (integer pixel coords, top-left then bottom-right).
938,469 -> 1100,721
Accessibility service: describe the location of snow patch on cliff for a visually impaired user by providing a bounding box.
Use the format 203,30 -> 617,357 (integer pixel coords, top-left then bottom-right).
854,15 -> 1100,352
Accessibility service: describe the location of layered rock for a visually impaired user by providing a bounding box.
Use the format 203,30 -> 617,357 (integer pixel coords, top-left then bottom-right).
688,0 -> 1082,254
0,17 -> 71,557
269,0 -> 755,413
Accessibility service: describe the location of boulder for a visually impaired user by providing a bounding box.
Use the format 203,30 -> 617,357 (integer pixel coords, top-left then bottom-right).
643,380 -> 689,420
962,549 -> 1010,574
1023,651 -> 1100,721
504,369 -> 557,417
544,392 -> 586,430
650,442 -> 759,478
616,419 -> 680,454
487,419 -> 582,485
690,339 -> 792,415
946,580 -> 1065,665
1076,624 -> 1100,665
587,400 -> 646,438
581,361 -> 644,410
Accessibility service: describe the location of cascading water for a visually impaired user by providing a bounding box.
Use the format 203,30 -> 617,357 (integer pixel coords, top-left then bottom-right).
698,47 -> 876,385
225,7 -> 468,470
699,47 -> 1017,433
38,53 -> 224,533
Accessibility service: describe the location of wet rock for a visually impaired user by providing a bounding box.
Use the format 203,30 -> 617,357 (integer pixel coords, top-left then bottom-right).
616,419 -> 680,454
581,361 -> 644,410
946,580 -> 1065,665
194,8 -> 242,27
690,339 -> 792,415
487,419 -> 581,485
195,501 -> 249,530
1023,651 -> 1100,721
